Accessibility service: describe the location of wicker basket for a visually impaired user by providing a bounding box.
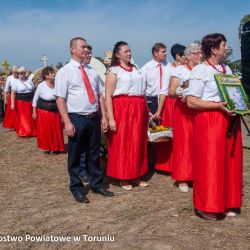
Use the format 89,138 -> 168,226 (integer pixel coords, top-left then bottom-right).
152,137 -> 170,143
147,129 -> 173,143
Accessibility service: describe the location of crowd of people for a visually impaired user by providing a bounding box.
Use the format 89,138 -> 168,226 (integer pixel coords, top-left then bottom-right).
1,33 -> 243,221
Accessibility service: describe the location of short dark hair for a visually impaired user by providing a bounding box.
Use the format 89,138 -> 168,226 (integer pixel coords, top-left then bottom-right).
202,33 -> 227,58
86,45 -> 92,51
42,66 -> 54,81
152,43 -> 166,56
69,37 -> 86,48
111,41 -> 129,66
170,43 -> 186,59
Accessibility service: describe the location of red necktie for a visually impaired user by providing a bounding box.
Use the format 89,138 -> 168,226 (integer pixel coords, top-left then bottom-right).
158,63 -> 163,89
79,64 -> 96,104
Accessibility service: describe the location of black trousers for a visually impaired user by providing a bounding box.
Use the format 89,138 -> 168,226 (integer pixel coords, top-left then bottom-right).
68,113 -> 103,195
146,96 -> 158,114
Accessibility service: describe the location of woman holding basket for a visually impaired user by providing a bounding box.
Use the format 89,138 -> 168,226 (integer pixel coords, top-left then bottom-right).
105,41 -> 149,191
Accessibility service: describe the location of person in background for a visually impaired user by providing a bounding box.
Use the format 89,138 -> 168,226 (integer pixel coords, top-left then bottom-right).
32,66 -> 64,155
85,45 -> 92,64
168,43 -> 202,192
78,44 -> 93,184
187,33 -> 242,220
11,66 -> 36,137
55,37 -> 114,204
170,43 -> 187,68
142,43 -> 171,114
0,83 -> 4,118
2,66 -> 18,129
153,44 -> 187,173
105,41 -> 149,191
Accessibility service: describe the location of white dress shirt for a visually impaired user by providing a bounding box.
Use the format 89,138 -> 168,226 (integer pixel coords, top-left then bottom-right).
32,81 -> 56,107
54,59 -> 103,115
4,75 -> 17,92
188,64 -> 232,102
12,78 -> 34,93
109,66 -> 146,96
141,59 -> 171,96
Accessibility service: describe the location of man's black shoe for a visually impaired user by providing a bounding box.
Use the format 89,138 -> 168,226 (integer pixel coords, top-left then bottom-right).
73,193 -> 89,203
79,175 -> 89,185
92,188 -> 114,197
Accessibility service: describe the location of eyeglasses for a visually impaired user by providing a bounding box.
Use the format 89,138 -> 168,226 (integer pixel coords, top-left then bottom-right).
18,72 -> 25,75
191,52 -> 202,55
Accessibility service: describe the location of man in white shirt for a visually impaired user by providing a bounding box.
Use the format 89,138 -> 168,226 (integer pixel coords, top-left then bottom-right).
55,37 -> 114,203
142,43 -> 171,114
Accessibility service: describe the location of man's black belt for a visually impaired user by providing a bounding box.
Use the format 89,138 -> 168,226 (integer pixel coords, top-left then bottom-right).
146,95 -> 158,99
82,111 -> 99,119
16,92 -> 33,101
37,98 -> 58,113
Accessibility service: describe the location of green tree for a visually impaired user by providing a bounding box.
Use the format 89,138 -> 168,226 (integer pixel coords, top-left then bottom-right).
55,62 -> 63,69
239,14 -> 250,39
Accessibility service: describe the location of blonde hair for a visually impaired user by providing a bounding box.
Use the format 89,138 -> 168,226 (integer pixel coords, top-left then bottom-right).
17,66 -> 27,73
12,66 -> 18,72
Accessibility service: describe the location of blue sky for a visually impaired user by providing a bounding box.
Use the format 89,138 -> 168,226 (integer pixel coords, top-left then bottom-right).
0,0 -> 249,70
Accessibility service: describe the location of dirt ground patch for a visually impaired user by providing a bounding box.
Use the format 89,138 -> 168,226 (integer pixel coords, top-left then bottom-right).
0,128 -> 250,250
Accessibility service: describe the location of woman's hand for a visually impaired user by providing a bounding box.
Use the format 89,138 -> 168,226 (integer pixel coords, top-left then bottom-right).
32,113 -> 37,120
109,119 -> 116,132
10,105 -> 15,110
153,110 -> 161,119
218,102 -> 236,116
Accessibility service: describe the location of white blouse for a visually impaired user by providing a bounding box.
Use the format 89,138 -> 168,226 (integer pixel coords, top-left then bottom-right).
171,65 -> 191,86
109,66 -> 146,96
188,64 -> 232,102
32,81 -> 56,107
4,75 -> 17,92
12,78 -> 34,93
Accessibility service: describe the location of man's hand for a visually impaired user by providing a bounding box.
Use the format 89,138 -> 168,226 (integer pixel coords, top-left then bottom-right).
101,117 -> 109,133
65,122 -> 76,137
109,119 -> 116,132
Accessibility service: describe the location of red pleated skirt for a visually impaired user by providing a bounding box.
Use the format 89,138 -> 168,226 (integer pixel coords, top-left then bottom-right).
171,98 -> 194,181
155,96 -> 176,172
14,100 -> 36,137
36,108 -> 64,152
193,110 -> 242,213
2,97 -> 16,129
107,95 -> 148,180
